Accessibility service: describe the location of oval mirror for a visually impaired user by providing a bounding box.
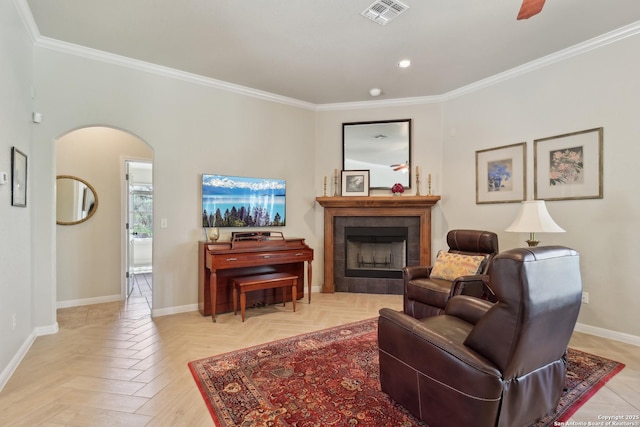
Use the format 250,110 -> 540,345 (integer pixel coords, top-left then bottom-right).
56,175 -> 99,225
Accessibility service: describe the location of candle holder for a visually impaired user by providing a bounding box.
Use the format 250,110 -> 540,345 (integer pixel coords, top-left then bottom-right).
334,174 -> 339,197
416,173 -> 421,196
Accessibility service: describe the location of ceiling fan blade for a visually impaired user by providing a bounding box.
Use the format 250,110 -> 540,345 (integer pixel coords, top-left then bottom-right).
517,0 -> 546,20
390,160 -> 409,168
391,164 -> 409,171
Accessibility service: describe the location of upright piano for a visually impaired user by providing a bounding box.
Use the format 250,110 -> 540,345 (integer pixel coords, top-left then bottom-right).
198,232 -> 313,321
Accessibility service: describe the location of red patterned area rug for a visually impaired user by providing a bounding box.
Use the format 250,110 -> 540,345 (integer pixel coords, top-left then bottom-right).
188,319 -> 624,427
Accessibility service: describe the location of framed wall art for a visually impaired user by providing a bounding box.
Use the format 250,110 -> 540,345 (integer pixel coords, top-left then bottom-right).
341,170 -> 369,197
11,147 -> 27,207
534,127 -> 603,201
475,142 -> 526,204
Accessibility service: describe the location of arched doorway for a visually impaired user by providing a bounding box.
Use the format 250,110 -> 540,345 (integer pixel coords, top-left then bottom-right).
55,127 -> 153,313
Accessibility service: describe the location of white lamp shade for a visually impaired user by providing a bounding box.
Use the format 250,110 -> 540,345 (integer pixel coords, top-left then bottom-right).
505,200 -> 565,233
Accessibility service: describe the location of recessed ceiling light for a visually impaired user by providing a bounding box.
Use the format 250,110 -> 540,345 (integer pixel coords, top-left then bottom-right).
369,88 -> 382,97
398,59 -> 411,68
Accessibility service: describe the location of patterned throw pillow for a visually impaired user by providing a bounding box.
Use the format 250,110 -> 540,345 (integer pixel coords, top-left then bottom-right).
430,251 -> 486,281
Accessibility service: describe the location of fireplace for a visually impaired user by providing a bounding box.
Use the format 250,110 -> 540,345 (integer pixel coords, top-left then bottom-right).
315,195 -> 440,294
334,216 -> 419,294
345,227 -> 408,279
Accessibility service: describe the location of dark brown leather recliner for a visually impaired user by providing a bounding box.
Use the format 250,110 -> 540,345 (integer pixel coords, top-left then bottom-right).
379,246 -> 582,427
403,229 -> 499,319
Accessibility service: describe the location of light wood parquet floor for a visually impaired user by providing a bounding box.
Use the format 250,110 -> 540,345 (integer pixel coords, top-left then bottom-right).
0,273 -> 638,426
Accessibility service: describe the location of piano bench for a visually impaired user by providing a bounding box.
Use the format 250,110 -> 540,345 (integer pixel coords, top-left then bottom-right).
232,272 -> 298,322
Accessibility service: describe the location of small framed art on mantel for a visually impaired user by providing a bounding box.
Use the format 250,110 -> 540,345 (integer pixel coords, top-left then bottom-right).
341,170 -> 370,197
475,142 -> 526,204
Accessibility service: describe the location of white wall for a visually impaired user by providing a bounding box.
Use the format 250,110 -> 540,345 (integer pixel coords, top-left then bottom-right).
3,0 -> 640,390
56,127 -> 152,303
33,32 -> 640,339
313,34 -> 640,341
0,0 -> 35,386
31,47 -> 318,317
441,34 -> 640,338
314,103 -> 447,265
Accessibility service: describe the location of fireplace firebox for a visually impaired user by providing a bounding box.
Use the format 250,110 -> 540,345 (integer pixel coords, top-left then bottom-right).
333,216 -> 420,294
345,227 -> 408,279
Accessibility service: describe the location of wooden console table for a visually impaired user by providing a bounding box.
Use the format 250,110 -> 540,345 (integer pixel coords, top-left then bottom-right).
198,236 -> 313,321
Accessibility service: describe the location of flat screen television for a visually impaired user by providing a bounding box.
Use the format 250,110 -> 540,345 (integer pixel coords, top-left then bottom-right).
202,174 -> 286,227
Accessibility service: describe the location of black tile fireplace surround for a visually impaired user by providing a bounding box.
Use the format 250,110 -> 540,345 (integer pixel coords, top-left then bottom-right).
334,216 -> 420,294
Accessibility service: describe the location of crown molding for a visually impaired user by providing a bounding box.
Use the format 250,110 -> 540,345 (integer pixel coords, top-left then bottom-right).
326,20 -> 640,109
33,36 -> 319,111
324,21 -> 640,111
315,94 -> 441,111
13,0 -> 40,43
439,20 -> 640,102
14,0 -> 317,111
14,0 -> 640,112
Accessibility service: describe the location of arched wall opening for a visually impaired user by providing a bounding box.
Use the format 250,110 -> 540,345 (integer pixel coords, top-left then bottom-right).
55,126 -> 153,309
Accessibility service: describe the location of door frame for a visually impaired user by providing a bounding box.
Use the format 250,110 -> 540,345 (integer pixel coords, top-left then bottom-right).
121,158 -> 154,300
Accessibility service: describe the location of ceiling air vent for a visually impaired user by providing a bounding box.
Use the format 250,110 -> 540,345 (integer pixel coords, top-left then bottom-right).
361,0 -> 409,26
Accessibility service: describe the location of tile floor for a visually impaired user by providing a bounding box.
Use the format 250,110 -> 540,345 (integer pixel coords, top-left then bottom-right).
0,274 -> 638,426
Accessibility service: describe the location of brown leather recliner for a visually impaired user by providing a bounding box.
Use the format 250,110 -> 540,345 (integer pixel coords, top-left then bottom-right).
379,246 -> 582,427
403,229 -> 499,319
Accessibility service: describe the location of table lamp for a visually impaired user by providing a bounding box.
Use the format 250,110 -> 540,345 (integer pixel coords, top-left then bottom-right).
505,200 -> 565,246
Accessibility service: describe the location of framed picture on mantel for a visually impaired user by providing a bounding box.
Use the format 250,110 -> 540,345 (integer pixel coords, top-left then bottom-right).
341,170 -> 369,197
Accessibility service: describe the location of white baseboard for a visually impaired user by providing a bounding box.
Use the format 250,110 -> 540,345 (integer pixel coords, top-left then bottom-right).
34,322 -> 59,336
0,333 -> 36,392
151,288 -> 325,318
151,303 -> 199,317
0,320 -> 58,392
574,322 -> 640,347
57,294 -> 122,309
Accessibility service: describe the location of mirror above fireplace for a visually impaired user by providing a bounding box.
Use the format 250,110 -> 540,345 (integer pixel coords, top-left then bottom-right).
343,119 -> 411,190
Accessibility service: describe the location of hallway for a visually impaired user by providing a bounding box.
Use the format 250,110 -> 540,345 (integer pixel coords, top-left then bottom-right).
57,273 -> 151,329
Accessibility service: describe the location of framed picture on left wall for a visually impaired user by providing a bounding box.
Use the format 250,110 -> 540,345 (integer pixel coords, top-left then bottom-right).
11,147 -> 27,207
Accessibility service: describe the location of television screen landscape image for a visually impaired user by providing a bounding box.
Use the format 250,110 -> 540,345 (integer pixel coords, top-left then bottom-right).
202,174 -> 286,227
